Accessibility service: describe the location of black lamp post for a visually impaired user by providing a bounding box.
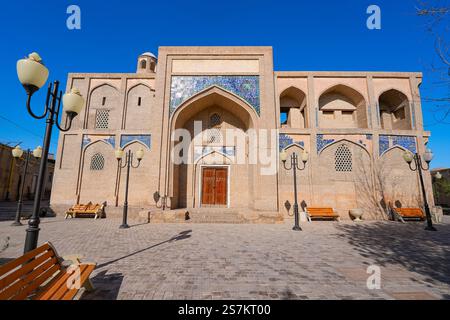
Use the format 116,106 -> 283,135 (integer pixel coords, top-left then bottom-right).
11,146 -> 42,226
403,149 -> 436,231
115,148 -> 145,229
17,52 -> 85,253
280,149 -> 309,231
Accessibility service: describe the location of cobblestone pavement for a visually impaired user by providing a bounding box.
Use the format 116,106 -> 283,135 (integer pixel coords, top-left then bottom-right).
1,216 -> 449,300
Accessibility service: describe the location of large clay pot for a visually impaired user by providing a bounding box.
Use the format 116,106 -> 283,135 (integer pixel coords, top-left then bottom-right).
350,209 -> 363,222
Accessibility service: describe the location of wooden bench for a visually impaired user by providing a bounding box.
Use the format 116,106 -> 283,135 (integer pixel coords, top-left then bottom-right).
306,207 -> 340,222
0,242 -> 96,300
65,202 -> 106,220
392,207 -> 425,223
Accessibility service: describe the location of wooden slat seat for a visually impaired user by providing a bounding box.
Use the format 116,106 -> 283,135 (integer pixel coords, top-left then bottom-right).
0,242 -> 96,300
65,202 -> 106,219
306,207 -> 340,221
393,207 -> 425,222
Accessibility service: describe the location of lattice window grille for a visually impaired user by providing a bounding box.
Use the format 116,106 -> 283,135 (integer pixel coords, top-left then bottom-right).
90,153 -> 105,171
206,128 -> 222,144
209,113 -> 222,128
335,144 -> 352,172
95,109 -> 110,129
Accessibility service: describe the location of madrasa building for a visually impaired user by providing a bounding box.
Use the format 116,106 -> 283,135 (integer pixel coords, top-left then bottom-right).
50,47 -> 433,222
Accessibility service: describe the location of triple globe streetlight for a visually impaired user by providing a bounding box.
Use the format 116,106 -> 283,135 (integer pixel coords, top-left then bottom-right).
17,52 -> 85,252
115,148 -> 145,229
402,148 -> 436,231
280,149 -> 309,231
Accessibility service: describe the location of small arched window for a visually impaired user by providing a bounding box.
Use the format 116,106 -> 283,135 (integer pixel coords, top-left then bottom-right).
90,153 -> 105,171
335,144 -> 352,172
140,60 -> 147,69
209,113 -> 222,128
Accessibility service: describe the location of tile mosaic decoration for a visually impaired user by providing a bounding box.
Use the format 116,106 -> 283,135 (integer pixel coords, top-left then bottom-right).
279,134 -> 305,151
82,135 -> 115,149
316,134 -> 335,154
317,134 -> 371,154
120,135 -> 151,149
170,76 -> 260,115
379,135 -> 417,156
194,146 -> 236,161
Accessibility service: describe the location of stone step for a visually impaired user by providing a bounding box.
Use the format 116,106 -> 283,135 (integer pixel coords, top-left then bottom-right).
183,210 -> 246,224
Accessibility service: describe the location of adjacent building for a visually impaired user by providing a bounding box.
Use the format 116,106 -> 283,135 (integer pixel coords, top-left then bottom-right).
0,144 -> 54,202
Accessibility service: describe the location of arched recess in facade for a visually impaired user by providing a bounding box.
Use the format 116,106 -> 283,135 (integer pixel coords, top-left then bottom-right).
378,89 -> 412,130
116,141 -> 152,207
278,143 -> 313,215
316,139 -> 375,218
123,83 -> 153,130
86,84 -> 121,130
279,87 -> 308,129
318,84 -> 368,129
377,146 -> 421,209
167,86 -> 259,209
77,140 -> 117,205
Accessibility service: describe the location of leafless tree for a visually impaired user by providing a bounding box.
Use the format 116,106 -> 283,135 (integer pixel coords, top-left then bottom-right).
416,1 -> 450,122
353,154 -> 392,220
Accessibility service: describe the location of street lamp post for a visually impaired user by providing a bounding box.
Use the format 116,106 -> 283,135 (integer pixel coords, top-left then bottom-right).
11,146 -> 42,226
403,149 -> 436,231
115,148 -> 144,229
280,149 -> 309,231
17,52 -> 85,253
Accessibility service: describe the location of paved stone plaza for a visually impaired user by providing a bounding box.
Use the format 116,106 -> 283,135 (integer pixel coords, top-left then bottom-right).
1,216 -> 449,300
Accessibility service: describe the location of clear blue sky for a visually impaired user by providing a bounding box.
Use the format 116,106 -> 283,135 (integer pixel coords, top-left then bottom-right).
0,0 -> 448,168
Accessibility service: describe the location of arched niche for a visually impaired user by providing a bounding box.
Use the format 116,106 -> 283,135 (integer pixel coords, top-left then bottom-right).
125,84 -> 153,129
279,87 -> 308,129
378,89 -> 411,130
88,84 -> 121,130
318,85 -> 368,129
78,140 -> 116,205
116,141 -> 153,207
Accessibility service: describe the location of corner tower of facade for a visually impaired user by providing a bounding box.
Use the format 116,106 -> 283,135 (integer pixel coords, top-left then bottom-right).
137,52 -> 157,74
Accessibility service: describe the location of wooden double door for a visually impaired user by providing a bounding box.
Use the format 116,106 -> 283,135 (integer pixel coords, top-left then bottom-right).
201,167 -> 228,206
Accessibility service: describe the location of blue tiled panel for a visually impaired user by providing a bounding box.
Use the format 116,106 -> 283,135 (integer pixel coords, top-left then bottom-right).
366,134 -> 373,140
82,136 -> 91,148
104,136 -> 116,149
279,134 -> 305,151
379,135 -> 416,156
170,76 -> 260,115
120,135 -> 151,149
82,135 -> 115,149
194,146 -> 236,161
316,134 -> 335,154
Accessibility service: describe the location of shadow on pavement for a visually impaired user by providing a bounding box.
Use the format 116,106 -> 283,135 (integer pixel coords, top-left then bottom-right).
336,221 -> 450,286
81,270 -> 124,300
96,230 -> 192,269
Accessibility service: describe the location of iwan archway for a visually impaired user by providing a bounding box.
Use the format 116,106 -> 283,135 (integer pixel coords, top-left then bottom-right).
168,86 -> 258,210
